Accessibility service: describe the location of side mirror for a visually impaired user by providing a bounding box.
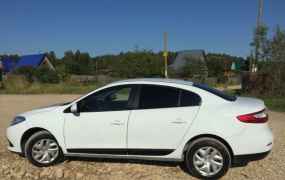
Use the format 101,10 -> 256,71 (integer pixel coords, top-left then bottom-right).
70,103 -> 78,114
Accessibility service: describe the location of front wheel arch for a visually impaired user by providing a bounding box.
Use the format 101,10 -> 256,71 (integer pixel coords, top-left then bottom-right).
21,127 -> 56,155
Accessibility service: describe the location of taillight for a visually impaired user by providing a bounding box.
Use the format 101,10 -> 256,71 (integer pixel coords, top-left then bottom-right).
237,109 -> 268,123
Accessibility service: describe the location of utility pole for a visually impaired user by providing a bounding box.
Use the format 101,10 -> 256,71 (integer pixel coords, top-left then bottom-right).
252,0 -> 264,72
163,32 -> 168,78
0,56 -> 3,88
257,0 -> 263,28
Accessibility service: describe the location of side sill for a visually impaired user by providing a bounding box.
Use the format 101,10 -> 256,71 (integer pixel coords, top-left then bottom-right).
64,153 -> 183,162
66,148 -> 174,156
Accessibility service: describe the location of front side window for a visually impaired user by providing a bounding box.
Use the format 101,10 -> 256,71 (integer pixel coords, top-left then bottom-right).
139,85 -> 180,109
78,86 -> 133,112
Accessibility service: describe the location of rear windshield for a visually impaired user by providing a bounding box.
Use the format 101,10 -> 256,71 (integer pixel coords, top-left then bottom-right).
193,83 -> 237,102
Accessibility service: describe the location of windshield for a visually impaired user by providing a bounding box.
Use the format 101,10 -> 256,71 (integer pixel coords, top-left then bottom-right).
193,83 -> 237,102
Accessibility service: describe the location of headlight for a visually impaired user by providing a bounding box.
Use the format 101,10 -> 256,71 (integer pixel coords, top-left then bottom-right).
10,116 -> 26,126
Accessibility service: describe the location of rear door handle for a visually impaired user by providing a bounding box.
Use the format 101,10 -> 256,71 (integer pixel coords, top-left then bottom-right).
111,120 -> 124,126
171,118 -> 186,124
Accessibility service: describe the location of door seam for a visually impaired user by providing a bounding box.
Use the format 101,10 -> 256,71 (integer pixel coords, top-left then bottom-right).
126,110 -> 132,150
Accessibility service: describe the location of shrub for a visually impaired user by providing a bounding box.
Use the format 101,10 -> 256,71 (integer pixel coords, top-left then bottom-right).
4,75 -> 30,93
34,67 -> 60,83
13,66 -> 36,82
180,59 -> 208,83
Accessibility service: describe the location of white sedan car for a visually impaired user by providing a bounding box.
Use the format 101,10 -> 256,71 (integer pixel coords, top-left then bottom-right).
7,78 -> 273,179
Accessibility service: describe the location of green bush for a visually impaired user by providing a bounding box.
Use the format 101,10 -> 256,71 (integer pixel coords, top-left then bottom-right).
14,66 -> 60,84
34,67 -> 60,84
13,66 -> 36,82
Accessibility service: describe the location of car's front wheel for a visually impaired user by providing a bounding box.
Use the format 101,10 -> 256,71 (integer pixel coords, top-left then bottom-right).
184,137 -> 231,179
24,131 -> 64,167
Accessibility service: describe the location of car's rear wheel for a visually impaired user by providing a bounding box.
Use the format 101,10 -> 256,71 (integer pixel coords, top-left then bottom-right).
24,131 -> 64,167
184,137 -> 231,179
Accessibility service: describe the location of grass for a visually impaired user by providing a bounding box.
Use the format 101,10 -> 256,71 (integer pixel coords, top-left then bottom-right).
262,97 -> 285,112
0,75 -> 102,94
225,90 -> 285,112
0,82 -> 98,94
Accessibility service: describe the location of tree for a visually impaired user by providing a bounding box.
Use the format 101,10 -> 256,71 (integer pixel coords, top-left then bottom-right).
247,26 -> 285,96
34,67 -> 60,83
94,50 -> 165,78
181,57 -> 208,82
250,25 -> 269,71
62,50 -> 95,75
268,26 -> 285,95
205,53 -> 245,82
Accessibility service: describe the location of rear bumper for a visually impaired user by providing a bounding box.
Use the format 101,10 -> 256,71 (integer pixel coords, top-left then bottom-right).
229,123 -> 273,155
233,150 -> 271,167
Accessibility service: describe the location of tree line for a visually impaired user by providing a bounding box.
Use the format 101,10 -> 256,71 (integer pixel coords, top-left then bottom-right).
47,50 -> 246,79
0,49 -> 247,84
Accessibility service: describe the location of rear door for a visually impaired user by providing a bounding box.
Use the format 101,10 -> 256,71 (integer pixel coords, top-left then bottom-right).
127,85 -> 201,154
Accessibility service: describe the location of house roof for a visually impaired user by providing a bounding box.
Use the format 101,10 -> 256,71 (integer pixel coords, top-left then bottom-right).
169,50 -> 206,72
1,58 -> 16,73
15,54 -> 46,68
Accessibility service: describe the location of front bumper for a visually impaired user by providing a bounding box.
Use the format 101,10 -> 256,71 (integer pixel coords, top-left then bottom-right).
6,123 -> 27,153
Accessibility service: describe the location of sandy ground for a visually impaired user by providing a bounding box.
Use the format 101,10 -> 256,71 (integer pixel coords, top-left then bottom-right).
0,95 -> 284,180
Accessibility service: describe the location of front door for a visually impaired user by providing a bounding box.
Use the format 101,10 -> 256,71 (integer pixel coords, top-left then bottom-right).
64,85 -> 136,153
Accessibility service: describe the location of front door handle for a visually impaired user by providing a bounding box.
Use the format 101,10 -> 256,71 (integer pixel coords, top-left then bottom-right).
171,121 -> 186,124
111,120 -> 124,126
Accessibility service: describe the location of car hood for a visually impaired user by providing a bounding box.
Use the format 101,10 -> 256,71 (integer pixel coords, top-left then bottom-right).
20,102 -> 70,117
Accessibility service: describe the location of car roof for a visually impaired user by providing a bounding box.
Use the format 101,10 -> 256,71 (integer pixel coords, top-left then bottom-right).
110,78 -> 194,87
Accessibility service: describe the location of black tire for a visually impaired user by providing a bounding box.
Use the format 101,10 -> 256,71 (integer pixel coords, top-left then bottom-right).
184,137 -> 231,179
24,131 -> 64,167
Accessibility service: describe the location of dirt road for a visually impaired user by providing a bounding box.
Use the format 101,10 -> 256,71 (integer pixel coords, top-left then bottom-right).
0,95 -> 284,180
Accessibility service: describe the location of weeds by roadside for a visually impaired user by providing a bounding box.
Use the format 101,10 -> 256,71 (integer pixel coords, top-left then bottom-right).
0,80 -> 97,94
226,89 -> 285,112
262,97 -> 285,112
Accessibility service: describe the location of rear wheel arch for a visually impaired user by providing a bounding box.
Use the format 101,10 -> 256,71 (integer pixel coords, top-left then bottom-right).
21,127 -> 56,154
183,134 -> 234,160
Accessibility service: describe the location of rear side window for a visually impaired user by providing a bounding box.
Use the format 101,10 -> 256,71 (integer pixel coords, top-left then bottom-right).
194,83 -> 237,101
180,90 -> 201,106
139,85 -> 179,109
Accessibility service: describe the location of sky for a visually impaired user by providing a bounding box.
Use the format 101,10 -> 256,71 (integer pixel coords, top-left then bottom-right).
1,0 -> 285,58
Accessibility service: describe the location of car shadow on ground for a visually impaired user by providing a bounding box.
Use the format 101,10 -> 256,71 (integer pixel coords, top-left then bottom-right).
66,156 -> 181,167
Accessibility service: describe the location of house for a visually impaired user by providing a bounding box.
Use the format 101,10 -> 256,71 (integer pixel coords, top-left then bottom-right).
0,54 -> 55,74
0,57 -> 17,74
169,49 -> 208,77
